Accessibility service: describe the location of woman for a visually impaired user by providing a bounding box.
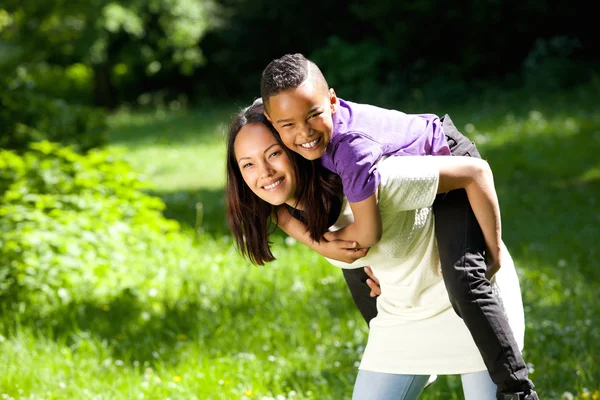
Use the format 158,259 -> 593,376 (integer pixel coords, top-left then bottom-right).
225,101 -> 526,400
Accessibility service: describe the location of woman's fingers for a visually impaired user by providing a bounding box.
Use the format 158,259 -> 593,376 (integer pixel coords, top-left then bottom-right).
364,266 -> 381,297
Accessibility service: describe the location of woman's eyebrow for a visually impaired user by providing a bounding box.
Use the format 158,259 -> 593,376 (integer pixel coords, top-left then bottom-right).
262,143 -> 279,154
237,143 -> 279,163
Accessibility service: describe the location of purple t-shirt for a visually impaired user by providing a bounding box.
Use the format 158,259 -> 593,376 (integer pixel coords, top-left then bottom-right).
320,98 -> 450,202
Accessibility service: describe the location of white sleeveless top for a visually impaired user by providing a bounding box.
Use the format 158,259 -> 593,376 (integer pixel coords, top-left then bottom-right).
326,156 -> 525,374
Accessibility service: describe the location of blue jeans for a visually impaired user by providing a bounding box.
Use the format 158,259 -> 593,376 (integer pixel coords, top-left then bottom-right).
352,369 -> 497,400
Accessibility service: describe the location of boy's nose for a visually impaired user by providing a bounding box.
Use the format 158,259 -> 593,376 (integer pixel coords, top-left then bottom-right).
297,124 -> 314,139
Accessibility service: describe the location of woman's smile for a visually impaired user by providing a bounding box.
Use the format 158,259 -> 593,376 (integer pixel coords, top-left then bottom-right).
234,122 -> 298,206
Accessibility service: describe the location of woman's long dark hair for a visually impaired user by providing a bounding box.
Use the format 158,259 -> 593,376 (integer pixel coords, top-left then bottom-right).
225,99 -> 342,265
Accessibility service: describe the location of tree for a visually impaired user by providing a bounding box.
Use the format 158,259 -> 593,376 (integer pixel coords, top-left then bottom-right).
0,0 -> 218,108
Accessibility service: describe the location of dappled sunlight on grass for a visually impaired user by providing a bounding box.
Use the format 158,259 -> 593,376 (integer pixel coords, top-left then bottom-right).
106,106 -> 236,191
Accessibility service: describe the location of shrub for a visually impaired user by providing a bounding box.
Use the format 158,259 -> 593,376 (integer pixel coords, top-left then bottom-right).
0,141 -> 201,316
0,67 -> 107,152
310,37 -> 387,102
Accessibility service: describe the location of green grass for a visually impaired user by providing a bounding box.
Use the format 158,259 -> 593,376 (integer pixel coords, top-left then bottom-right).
1,83 -> 599,399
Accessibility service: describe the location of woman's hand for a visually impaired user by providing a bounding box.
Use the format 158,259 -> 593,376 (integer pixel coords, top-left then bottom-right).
364,266 -> 381,297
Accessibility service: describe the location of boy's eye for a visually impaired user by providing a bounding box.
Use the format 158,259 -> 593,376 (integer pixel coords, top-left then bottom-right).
309,111 -> 322,119
282,123 -> 293,128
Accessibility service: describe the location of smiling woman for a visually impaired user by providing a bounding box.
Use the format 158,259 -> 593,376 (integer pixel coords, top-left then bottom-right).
233,122 -> 298,206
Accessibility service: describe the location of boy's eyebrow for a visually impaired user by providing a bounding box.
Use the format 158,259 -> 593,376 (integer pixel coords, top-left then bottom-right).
237,143 -> 279,162
276,106 -> 321,123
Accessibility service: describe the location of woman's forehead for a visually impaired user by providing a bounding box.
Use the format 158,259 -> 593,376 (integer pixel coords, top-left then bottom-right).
235,123 -> 279,153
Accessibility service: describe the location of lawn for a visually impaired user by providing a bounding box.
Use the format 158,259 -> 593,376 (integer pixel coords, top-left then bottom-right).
1,84 -> 599,399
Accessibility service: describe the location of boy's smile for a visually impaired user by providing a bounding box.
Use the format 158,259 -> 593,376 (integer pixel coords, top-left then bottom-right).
265,82 -> 337,161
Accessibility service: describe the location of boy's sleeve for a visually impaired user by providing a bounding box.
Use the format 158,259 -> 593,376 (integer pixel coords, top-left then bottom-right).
330,133 -> 384,203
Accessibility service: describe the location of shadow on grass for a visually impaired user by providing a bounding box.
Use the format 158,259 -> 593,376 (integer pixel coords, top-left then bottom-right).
1,273 -> 358,367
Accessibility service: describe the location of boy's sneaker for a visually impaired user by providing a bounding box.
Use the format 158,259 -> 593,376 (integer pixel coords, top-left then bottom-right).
498,390 -> 539,400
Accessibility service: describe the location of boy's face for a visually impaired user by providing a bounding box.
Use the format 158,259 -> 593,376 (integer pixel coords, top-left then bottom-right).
265,82 -> 336,161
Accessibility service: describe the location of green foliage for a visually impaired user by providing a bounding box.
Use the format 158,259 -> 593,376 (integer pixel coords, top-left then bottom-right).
0,1 -> 218,107
0,67 -> 107,152
0,141 -> 199,316
310,37 -> 387,102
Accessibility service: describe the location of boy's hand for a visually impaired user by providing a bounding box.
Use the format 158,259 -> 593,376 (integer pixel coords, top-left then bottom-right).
485,247 -> 503,280
364,266 -> 381,297
320,239 -> 369,263
322,231 -> 339,242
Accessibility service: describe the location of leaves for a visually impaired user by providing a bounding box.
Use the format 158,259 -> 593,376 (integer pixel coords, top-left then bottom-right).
0,142 -> 195,315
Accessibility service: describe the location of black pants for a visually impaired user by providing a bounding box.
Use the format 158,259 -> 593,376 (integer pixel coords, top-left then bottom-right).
341,115 -> 533,394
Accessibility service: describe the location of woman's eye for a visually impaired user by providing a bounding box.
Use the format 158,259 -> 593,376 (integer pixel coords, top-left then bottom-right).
242,163 -> 252,169
269,151 -> 280,158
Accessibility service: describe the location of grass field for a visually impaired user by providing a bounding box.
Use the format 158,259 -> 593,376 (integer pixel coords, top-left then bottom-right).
1,83 -> 599,399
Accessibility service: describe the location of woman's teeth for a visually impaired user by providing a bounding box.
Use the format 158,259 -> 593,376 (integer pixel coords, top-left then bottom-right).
264,179 -> 282,190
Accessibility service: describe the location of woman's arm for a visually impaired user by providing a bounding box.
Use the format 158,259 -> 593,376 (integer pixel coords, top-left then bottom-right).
276,206 -> 369,263
433,156 -> 502,276
322,193 -> 383,248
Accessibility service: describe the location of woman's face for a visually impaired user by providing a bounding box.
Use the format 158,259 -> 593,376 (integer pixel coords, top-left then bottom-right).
234,122 -> 298,206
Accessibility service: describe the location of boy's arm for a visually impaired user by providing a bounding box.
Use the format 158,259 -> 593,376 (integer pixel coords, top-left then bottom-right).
275,206 -> 369,264
322,193 -> 383,248
434,156 -> 502,278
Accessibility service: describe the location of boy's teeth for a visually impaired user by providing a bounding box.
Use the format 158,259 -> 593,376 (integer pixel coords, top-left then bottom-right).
301,139 -> 318,148
264,179 -> 282,189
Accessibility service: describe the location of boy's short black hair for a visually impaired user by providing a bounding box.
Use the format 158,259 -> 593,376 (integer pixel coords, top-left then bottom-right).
260,53 -> 329,111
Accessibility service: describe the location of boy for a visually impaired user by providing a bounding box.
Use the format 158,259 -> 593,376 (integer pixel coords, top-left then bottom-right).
260,53 -> 539,400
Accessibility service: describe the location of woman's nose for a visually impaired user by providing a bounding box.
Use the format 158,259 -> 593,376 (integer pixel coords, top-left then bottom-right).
259,161 -> 274,178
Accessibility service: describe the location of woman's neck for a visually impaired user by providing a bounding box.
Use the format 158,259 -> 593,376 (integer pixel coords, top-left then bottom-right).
285,198 -> 304,211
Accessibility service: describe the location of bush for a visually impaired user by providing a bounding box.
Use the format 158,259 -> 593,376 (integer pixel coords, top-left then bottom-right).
0,67 -> 107,152
310,37 -> 387,103
0,141 -> 200,316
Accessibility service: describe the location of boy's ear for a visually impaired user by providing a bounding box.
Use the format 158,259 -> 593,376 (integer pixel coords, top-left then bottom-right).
329,88 -> 337,114
263,109 -> 272,122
